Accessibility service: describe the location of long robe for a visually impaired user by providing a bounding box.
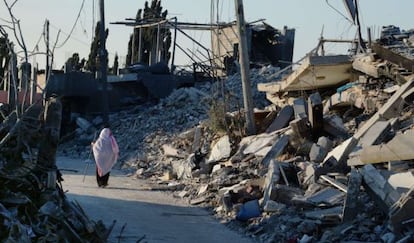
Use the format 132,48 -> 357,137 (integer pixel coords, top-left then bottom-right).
92,128 -> 119,177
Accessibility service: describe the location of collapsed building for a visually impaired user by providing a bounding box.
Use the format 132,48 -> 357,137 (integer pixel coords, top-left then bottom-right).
58,24 -> 414,242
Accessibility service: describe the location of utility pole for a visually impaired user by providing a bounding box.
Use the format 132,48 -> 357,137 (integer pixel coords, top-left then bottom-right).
99,0 -> 109,125
354,0 -> 366,52
170,17 -> 178,72
45,19 -> 50,81
234,0 -> 255,135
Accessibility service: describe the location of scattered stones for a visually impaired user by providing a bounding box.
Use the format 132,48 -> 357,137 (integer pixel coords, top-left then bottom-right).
57,31 -> 414,242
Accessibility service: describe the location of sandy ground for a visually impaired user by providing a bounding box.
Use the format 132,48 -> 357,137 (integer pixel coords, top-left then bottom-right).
57,156 -> 253,243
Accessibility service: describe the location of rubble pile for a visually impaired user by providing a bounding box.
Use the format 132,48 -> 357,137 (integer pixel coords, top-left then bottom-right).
378,25 -> 414,60
0,104 -> 110,242
59,66 -> 283,165
0,170 -> 110,242
60,32 -> 414,242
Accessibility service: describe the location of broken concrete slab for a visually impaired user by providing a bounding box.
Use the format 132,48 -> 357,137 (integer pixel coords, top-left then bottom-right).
262,159 -> 280,207
263,200 -> 286,213
323,115 -> 349,139
197,184 -> 209,196
305,187 -> 345,206
259,55 -> 352,93
243,132 -> 279,155
270,184 -> 304,206
310,143 -> 327,163
386,171 -> 414,195
352,54 -> 380,78
190,196 -> 208,205
310,137 -> 333,163
172,154 -> 195,180
324,137 -> 357,164
324,78 -> 414,167
360,164 -> 401,210
207,135 -> 232,164
304,206 -> 343,223
323,84 -> 364,113
359,120 -> 392,148
162,144 -> 182,158
308,92 -> 323,138
289,117 -> 311,140
261,135 -> 290,167
320,175 -> 347,193
360,130 -> 414,164
265,105 -> 294,133
361,165 -> 414,233
354,78 -> 414,140
342,169 -> 362,222
293,98 -> 308,119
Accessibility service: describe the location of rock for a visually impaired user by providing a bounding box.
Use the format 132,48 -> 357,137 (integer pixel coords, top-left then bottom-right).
297,220 -> 319,234
197,184 -> 209,196
207,135 -> 232,163
172,155 -> 195,180
263,200 -> 286,213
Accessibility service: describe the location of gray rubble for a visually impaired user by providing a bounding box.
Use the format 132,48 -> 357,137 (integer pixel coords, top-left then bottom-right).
59,27 -> 414,242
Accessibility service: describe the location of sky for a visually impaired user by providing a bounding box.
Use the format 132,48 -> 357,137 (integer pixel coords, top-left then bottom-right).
1,0 -> 413,70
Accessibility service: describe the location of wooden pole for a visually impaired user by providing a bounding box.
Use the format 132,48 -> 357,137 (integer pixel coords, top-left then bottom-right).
354,0 -> 366,52
234,0 -> 255,135
37,97 -> 62,168
170,17 -> 178,72
99,0 -> 109,124
138,27 -> 142,63
45,20 -> 50,80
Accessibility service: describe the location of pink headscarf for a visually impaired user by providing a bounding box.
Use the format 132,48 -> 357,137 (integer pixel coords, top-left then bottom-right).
92,128 -> 119,177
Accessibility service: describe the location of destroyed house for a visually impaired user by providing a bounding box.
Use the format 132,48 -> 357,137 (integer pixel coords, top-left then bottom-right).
212,22 -> 295,75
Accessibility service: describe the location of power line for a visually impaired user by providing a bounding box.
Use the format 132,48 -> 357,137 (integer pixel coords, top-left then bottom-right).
55,0 -> 86,49
325,0 -> 353,24
49,23 -> 90,47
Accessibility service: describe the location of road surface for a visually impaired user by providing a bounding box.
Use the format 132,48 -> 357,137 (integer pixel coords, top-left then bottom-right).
57,156 -> 253,243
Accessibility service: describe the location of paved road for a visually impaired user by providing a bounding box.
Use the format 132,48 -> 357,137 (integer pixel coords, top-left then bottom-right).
57,156 -> 253,243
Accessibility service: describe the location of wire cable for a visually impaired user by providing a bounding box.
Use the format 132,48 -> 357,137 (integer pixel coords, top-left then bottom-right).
325,0 -> 354,24
49,23 -> 90,47
55,0 -> 86,49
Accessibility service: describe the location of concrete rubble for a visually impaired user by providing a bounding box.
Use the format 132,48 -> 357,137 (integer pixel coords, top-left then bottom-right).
0,103 -> 110,241
59,25 -> 414,242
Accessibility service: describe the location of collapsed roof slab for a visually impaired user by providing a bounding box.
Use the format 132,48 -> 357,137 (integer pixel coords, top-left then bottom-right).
360,130 -> 414,164
258,55 -> 352,94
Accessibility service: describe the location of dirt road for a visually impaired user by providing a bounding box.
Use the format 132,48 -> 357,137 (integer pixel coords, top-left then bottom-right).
57,156 -> 253,243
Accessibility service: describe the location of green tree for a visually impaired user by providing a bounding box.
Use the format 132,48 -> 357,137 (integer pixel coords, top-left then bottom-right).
125,0 -> 171,67
85,21 -> 108,74
112,53 -> 119,74
65,53 -> 85,72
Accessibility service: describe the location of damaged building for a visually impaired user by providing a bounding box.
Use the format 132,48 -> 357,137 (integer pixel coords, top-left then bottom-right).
57,24 -> 414,242
211,22 -> 295,75
2,0 -> 414,240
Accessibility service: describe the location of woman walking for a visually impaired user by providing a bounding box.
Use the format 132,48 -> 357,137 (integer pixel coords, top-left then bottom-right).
92,127 -> 119,187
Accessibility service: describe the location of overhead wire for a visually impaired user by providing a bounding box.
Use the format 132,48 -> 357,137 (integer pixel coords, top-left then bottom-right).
325,0 -> 354,24
55,0 -> 86,49
49,23 -> 90,47
323,0 -> 356,55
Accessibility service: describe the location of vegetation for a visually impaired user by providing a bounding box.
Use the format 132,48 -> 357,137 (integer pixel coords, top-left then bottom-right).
85,21 -> 108,74
112,53 -> 119,74
125,0 -> 171,67
65,53 -> 86,72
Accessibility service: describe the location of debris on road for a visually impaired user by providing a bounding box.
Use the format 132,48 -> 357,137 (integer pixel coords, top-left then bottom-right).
59,25 -> 414,242
0,99 -> 111,242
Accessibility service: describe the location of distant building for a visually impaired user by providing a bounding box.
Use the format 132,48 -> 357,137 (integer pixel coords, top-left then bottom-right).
211,22 -> 295,76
